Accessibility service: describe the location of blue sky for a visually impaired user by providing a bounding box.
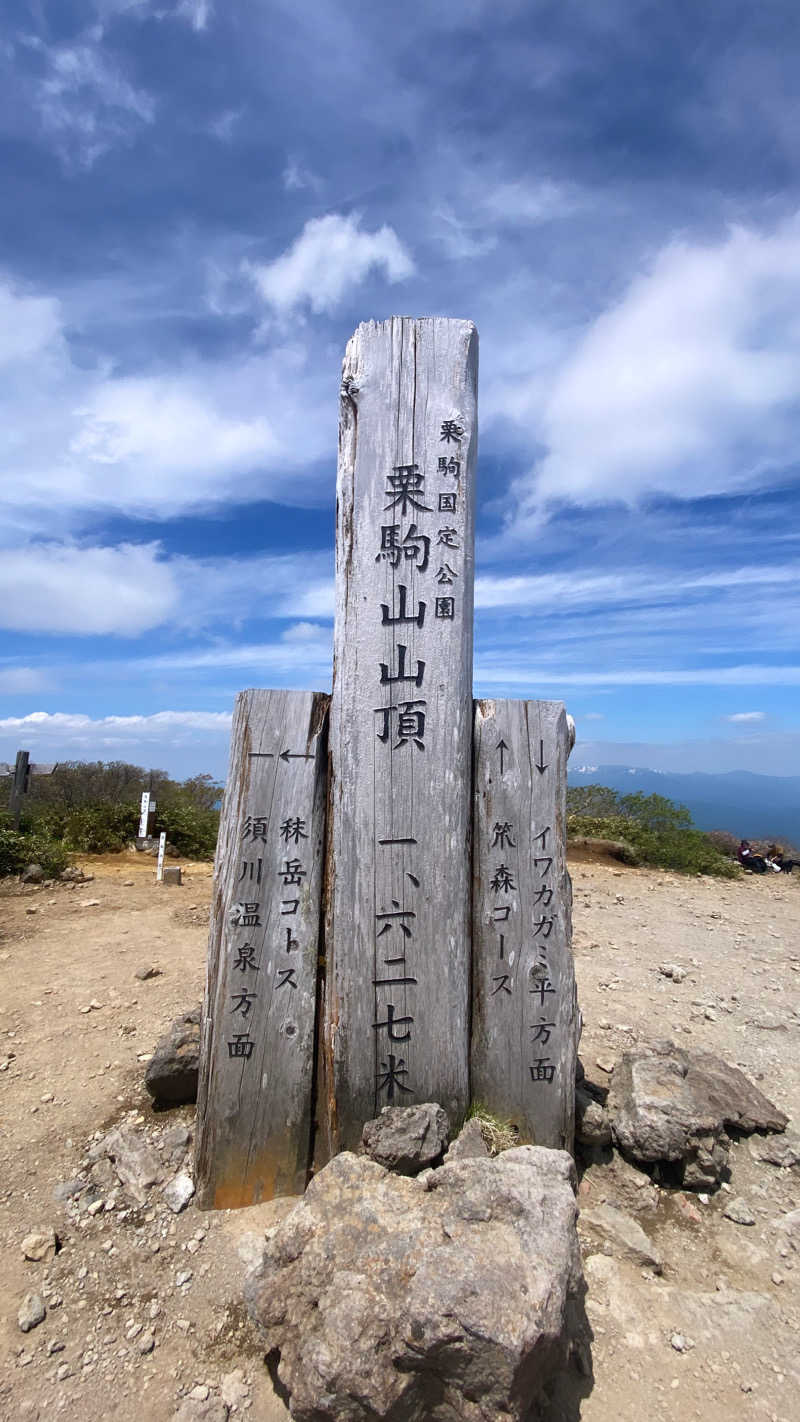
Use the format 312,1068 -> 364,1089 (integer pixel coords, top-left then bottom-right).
2,0 -> 800,779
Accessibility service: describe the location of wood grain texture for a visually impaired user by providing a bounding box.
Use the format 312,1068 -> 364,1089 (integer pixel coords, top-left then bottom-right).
322,317 -> 478,1154
195,689 -> 329,1208
471,699 -> 579,1150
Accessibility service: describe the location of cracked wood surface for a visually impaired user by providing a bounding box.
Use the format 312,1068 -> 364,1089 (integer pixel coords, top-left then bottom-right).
322,317 -> 478,1153
471,698 -> 579,1150
195,689 -> 328,1207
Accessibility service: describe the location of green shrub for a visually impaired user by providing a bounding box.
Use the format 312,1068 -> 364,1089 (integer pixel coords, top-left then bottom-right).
155,803 -> 219,860
0,819 -> 70,878
566,798 -> 739,878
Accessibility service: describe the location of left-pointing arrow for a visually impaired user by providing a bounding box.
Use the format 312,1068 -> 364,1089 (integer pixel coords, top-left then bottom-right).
279,749 -> 315,763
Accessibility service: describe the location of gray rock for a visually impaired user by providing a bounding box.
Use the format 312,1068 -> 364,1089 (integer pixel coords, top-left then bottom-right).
750,1132 -> 800,1169
134,965 -> 162,981
361,1102 -> 450,1175
443,1116 -> 489,1162
20,863 -> 45,884
21,1227 -> 57,1262
97,1125 -> 163,1204
144,1008 -> 201,1108
580,1203 -> 662,1272
163,1173 -> 195,1214
246,1145 -> 584,1422
18,1292 -> 46,1332
723,1197 -> 756,1226
173,1400 -> 229,1422
575,1086 -> 612,1148
53,1177 -> 86,1203
607,1040 -> 788,1188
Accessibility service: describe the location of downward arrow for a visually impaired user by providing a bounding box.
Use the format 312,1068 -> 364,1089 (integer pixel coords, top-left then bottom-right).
280,749 -> 314,763
534,739 -> 548,774
497,739 -> 509,775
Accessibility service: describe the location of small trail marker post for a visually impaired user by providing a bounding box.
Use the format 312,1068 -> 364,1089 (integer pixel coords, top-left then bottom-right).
156,832 -> 167,882
195,689 -> 329,1208
471,700 -> 579,1148
322,317 -> 478,1153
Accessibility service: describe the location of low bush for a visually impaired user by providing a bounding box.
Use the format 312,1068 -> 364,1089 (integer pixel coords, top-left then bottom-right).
0,819 -> 71,878
567,790 -> 739,878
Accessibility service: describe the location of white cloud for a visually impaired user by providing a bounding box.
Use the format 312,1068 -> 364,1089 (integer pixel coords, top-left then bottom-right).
176,0 -> 213,30
582,712 -> 605,721
0,543 -> 177,636
0,276 -> 334,527
0,710 -> 231,736
724,711 -> 766,723
246,213 -> 414,315
0,667 -> 54,695
282,156 -> 324,193
509,214 -> 800,513
32,34 -> 155,168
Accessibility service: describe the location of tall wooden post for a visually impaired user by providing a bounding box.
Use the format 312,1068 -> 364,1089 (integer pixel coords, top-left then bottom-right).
322,317 -> 478,1154
471,699 -> 579,1150
9,750 -> 30,831
195,689 -> 329,1208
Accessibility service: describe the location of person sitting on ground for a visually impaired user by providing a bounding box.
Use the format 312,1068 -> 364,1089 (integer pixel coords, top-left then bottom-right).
738,840 -> 768,872
766,844 -> 799,873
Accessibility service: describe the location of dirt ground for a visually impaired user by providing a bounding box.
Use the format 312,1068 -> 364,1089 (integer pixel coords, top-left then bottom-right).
1,848 -> 798,1421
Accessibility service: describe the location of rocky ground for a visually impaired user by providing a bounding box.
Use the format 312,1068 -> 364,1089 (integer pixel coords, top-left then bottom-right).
1,848 -> 798,1421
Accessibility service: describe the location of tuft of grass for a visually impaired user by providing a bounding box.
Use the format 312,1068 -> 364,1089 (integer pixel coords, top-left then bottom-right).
466,1102 -> 520,1155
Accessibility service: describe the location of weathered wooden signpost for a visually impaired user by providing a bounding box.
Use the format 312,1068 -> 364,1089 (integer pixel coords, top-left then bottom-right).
322,317 -> 477,1153
195,690 -> 328,1207
472,699 -> 578,1148
196,316 -> 580,1207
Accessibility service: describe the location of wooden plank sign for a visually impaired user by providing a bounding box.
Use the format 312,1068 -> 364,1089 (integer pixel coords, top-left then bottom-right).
195,689 -> 329,1208
322,317 -> 478,1153
471,699 -> 579,1150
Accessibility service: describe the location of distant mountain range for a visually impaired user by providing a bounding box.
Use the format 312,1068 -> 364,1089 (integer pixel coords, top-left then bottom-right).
568,764 -> 800,845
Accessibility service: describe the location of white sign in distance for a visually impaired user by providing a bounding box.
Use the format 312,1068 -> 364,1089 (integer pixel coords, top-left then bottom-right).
156,831 -> 167,881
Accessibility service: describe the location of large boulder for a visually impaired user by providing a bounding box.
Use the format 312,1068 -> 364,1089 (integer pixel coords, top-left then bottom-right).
144,1007 -> 201,1108
246,1146 -> 585,1421
607,1040 -> 788,1188
361,1102 -> 449,1174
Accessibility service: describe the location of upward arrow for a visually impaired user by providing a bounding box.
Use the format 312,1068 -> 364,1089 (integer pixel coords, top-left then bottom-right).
534,739 -> 548,774
280,749 -> 314,763
497,739 -> 509,775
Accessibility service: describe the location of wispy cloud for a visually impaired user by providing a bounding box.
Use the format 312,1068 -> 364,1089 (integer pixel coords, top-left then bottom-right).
724,711 -> 766,722
245,213 -> 415,316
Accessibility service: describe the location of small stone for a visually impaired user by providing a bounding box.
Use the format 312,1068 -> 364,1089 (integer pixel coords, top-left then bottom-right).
57,1363 -> 73,1381
134,965 -> 162,981
80,899 -> 102,908
25,906 -> 38,915
47,1339 -> 65,1355
21,1227 -> 57,1262
724,1197 -> 756,1226
175,1269 -> 193,1287
138,1332 -> 155,1355
40,1092 -> 54,1103
675,1191 -> 703,1224
670,1332 -> 693,1352
189,1386 -> 210,1402
18,1292 -> 46,1332
163,1173 -> 195,1214
595,1056 -> 615,1074
771,1271 -> 784,1285
87,1199 -> 105,1216
220,1370 -> 249,1409
704,1008 -> 717,1022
